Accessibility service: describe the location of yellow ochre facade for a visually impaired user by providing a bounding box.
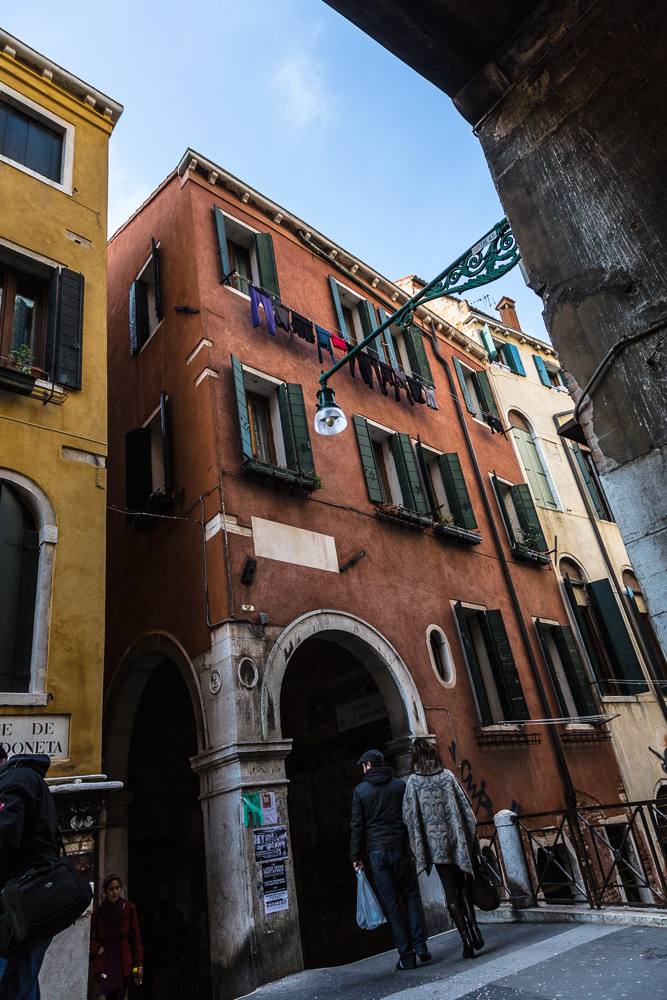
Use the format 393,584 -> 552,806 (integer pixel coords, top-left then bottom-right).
0,29 -> 122,779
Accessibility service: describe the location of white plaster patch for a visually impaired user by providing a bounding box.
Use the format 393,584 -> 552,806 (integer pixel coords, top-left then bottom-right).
251,517 -> 338,573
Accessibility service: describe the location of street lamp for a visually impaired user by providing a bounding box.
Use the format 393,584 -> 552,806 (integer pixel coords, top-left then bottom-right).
313,219 -> 521,437
314,384 -> 348,436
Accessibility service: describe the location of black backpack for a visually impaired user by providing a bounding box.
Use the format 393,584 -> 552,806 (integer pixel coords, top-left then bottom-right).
0,848 -> 93,957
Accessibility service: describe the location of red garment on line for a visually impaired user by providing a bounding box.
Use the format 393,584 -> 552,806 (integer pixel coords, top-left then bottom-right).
331,334 -> 347,352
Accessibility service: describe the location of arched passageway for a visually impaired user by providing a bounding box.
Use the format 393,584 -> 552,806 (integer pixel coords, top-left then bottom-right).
277,617 -> 428,969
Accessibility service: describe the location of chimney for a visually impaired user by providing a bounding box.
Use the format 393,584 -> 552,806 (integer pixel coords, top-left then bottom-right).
496,296 -> 521,331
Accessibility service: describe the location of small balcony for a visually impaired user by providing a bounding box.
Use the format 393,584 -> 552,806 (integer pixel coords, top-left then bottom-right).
512,544 -> 551,565
433,519 -> 482,545
0,359 -> 68,405
374,503 -> 433,531
241,457 -> 321,494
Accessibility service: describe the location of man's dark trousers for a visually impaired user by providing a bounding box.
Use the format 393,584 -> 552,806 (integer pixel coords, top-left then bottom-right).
0,939 -> 52,1000
369,848 -> 427,963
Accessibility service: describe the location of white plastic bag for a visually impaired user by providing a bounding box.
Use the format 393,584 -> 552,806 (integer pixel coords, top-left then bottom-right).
355,869 -> 386,930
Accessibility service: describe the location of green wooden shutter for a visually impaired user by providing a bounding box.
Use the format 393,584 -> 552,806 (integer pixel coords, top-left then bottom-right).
49,268 -> 84,389
562,575 -> 603,686
214,205 -> 231,279
151,237 -> 163,320
625,587 -> 666,682
572,443 -> 606,519
404,326 -> 434,385
277,384 -> 297,469
452,357 -> 476,414
472,370 -> 500,419
328,276 -> 349,342
352,415 -> 384,503
254,233 -> 280,299
510,484 -> 548,551
480,324 -> 497,359
504,343 -> 526,376
125,427 -> 152,515
535,619 -> 569,717
586,579 -> 647,693
284,384 -> 314,474
533,354 -> 551,386
231,354 -> 253,460
160,389 -> 171,490
44,268 -> 59,378
491,474 -> 516,545
552,624 -> 598,716
511,428 -> 557,509
391,433 -> 429,513
130,280 -> 149,355
377,308 -> 399,368
438,454 -> 477,529
454,603 -> 492,725
480,610 -> 530,721
415,438 -> 437,512
129,280 -> 138,356
358,299 -> 381,359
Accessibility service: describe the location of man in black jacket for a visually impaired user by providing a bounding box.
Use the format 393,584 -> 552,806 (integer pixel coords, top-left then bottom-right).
350,750 -> 429,970
0,749 -> 60,999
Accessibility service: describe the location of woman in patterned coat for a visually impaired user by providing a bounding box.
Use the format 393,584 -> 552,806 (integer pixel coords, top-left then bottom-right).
402,738 -> 483,959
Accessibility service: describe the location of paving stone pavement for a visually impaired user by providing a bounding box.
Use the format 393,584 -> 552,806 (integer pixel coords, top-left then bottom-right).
242,922 -> 667,1000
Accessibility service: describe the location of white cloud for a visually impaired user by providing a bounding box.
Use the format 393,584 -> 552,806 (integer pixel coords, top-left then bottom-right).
273,55 -> 338,133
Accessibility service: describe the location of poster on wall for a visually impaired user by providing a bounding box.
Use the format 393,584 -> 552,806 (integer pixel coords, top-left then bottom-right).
262,860 -> 288,914
260,791 -> 278,825
254,825 -> 288,863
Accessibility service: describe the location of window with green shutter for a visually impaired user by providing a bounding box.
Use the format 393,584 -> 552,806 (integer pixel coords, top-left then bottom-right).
253,232 -> 280,299
390,433 -> 429,513
454,603 -> 492,725
44,267 -> 85,387
358,299 -> 382,359
586,579 -> 648,694
535,619 -> 597,717
403,326 -> 434,385
479,324 -> 497,359
510,423 -> 557,509
571,443 -> 613,521
510,484 -> 549,551
533,354 -> 552,386
453,357 -> 476,415
479,609 -> 530,721
352,415 -> 384,503
473,369 -> 500,420
438,454 -> 477,529
278,383 -> 314,474
454,602 -> 529,724
501,343 -> 526,376
129,241 -> 161,356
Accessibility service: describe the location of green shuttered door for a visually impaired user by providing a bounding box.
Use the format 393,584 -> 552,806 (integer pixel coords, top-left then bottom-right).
510,483 -> 548,551
480,610 -> 530,721
353,416 -> 384,503
391,433 -> 428,513
254,233 -> 281,299
586,579 -> 647,693
438,454 -> 477,529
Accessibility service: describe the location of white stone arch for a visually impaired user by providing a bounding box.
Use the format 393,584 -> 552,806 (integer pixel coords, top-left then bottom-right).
0,468 -> 57,705
261,610 -> 429,749
558,552 -> 589,582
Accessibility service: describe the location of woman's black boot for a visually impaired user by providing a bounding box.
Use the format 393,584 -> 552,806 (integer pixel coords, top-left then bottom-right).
447,901 -> 475,959
460,884 -> 485,951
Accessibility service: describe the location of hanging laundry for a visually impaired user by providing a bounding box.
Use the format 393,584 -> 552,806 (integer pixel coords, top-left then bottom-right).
424,385 -> 439,410
406,375 -> 425,404
274,301 -> 291,335
346,342 -> 357,377
394,370 -> 414,406
316,326 -> 335,365
357,352 -> 375,389
250,286 -> 277,335
485,412 -> 505,436
369,357 -> 382,392
331,333 -> 347,353
378,360 -> 395,398
291,311 -> 315,343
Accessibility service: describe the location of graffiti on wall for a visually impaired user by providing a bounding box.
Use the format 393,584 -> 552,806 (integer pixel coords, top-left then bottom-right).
448,741 -> 494,820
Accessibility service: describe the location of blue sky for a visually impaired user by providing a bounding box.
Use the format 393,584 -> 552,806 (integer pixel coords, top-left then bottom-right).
5,0 -> 548,338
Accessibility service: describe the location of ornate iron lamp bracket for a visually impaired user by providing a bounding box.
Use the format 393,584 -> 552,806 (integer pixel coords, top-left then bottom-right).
319,218 -> 521,385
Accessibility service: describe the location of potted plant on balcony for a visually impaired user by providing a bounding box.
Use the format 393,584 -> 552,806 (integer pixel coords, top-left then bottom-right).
0,345 -> 38,396
513,524 -> 550,563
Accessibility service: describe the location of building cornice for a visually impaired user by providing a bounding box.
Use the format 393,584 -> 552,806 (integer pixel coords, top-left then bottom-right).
0,29 -> 123,125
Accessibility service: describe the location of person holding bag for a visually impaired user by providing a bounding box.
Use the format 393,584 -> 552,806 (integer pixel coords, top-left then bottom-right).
402,738 -> 484,960
90,875 -> 143,999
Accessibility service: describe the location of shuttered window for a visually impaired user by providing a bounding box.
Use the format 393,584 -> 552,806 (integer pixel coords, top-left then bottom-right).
0,100 -> 63,183
533,354 -> 552,386
0,482 -> 39,693
571,443 -> 613,521
328,276 -> 349,343
511,428 -> 557,509
377,307 -> 399,368
452,357 -> 499,419
502,344 -> 526,375
454,602 -> 529,723
535,619 -> 597,717
510,483 -> 549,551
129,241 -> 161,356
391,433 -> 429,513
586,579 -> 647,694
453,357 -> 476,414
438,454 -> 477,529
403,327 -> 434,385
43,268 -> 84,388
358,300 -> 382,360
473,369 -> 500,419
353,416 -> 384,503
253,233 -> 280,299
479,324 -> 497,359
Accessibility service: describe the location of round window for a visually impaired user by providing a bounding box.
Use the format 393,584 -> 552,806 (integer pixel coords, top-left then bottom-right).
238,658 -> 259,689
427,627 -> 454,687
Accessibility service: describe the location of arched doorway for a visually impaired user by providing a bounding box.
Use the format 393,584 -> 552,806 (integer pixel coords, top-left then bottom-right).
269,612 -> 429,969
103,638 -> 211,1000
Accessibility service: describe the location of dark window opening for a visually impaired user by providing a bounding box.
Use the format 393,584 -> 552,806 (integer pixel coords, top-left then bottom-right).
0,268 -> 47,371
0,100 -> 63,183
371,439 -> 390,504
430,633 -> 446,681
247,392 -> 277,464
229,240 -> 252,297
0,481 -> 39,693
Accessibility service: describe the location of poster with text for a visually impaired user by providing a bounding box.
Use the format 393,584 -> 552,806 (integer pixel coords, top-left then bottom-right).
263,860 -> 288,914
254,825 -> 288,863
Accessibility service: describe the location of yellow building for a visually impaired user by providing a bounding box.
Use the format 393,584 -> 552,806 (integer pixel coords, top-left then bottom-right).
0,24 -> 121,893
409,283 -> 667,807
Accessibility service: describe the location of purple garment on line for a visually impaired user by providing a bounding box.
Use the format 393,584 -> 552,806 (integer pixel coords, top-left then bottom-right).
250,286 -> 277,335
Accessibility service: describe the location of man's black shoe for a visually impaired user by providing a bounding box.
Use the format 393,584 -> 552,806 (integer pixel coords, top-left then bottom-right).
419,950 -> 432,963
395,957 -> 417,970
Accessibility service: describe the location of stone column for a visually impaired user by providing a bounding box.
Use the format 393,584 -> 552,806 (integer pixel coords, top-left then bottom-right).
494,809 -> 535,908
192,740 -> 302,1000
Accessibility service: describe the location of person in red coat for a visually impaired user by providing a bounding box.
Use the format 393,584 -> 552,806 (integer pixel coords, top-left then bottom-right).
90,875 -> 143,999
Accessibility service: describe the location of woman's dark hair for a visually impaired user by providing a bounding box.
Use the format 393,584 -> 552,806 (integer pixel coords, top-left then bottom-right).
103,874 -> 122,891
410,737 -> 443,773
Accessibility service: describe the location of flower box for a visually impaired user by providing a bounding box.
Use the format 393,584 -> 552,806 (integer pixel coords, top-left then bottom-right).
433,522 -> 482,545
242,458 -> 317,492
374,503 -> 433,530
512,544 -> 551,565
0,366 -> 37,397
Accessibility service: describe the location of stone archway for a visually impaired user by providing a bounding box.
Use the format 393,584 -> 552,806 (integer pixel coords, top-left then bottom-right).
261,610 -> 429,766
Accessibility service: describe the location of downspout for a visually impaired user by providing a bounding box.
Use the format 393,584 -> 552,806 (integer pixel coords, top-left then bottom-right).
554,410 -> 667,727
429,329 -> 577,808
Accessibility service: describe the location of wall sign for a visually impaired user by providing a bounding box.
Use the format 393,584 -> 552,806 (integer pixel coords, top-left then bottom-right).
0,716 -> 70,760
262,860 -> 288,914
254,825 -> 288,863
336,693 -> 388,732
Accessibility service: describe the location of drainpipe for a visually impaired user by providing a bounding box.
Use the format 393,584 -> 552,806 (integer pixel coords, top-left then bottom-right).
554,410 -> 667,727
429,330 -> 577,808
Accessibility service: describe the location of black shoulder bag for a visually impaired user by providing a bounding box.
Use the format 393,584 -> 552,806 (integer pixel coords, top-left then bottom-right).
471,843 -> 500,912
0,834 -> 93,957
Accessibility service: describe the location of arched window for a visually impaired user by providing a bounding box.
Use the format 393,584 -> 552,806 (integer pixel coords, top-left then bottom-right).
0,481 -> 39,693
509,411 -> 557,510
622,570 -> 667,682
426,626 -> 455,687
